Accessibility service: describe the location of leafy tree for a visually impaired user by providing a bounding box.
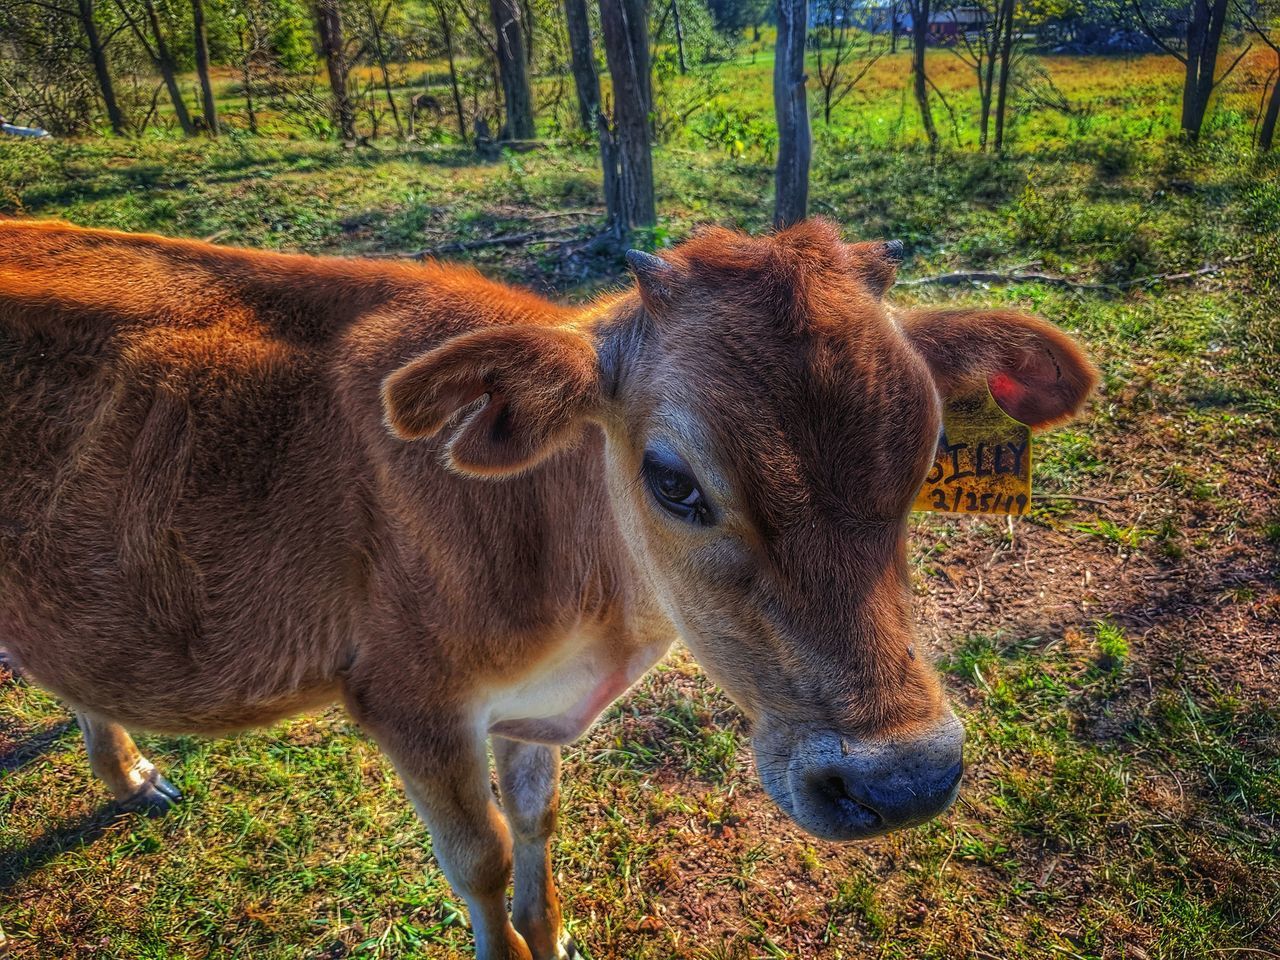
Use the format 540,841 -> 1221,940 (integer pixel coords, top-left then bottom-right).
705,0 -> 768,34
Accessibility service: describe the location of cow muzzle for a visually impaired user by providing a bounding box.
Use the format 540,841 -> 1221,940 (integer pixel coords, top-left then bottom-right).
753,715 -> 964,841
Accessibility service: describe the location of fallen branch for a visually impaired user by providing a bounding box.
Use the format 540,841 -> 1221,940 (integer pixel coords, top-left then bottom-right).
523,209 -> 600,221
901,254 -> 1256,291
900,270 -> 1108,290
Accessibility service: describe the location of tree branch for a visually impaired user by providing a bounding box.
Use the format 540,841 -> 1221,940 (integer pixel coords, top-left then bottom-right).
110,0 -> 158,61
925,72 -> 963,147
1130,0 -> 1187,63
13,0 -> 78,16
456,0 -> 496,56
1234,0 -> 1280,55
1213,41 -> 1254,87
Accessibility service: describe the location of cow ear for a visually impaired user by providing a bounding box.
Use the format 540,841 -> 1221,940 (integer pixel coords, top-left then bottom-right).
899,308 -> 1098,429
382,325 -> 602,475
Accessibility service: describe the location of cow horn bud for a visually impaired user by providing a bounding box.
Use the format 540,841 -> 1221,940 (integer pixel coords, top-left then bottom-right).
626,249 -> 679,311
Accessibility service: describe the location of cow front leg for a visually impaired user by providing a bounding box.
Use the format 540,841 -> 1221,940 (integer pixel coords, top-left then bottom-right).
360,718 -> 531,960
493,738 -> 577,960
77,712 -> 182,814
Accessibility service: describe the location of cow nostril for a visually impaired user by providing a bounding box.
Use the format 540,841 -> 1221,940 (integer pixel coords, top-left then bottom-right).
819,775 -> 883,828
940,760 -> 964,794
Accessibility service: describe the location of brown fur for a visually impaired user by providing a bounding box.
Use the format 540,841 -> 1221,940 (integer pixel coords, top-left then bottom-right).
0,218 -> 1095,960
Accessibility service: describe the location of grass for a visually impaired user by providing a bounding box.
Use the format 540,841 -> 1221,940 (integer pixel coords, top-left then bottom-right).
2,43 -> 1279,960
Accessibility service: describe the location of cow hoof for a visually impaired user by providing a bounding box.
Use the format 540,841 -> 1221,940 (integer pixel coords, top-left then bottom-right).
557,934 -> 581,960
122,770 -> 183,816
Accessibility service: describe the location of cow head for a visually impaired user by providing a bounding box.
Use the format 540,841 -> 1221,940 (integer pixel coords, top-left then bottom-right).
383,220 -> 1096,841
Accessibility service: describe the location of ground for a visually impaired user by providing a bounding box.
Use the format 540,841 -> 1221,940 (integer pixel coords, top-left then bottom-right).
1,47 -> 1278,960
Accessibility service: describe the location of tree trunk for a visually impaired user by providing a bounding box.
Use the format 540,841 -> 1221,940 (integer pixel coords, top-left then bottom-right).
78,0 -> 127,135
433,0 -> 468,142
992,0 -> 1015,152
890,0 -> 898,54
563,0 -> 600,132
490,0 -> 535,139
909,0 -> 937,149
563,0 -> 616,225
241,35 -> 258,133
1262,66 -> 1280,150
1181,0 -> 1229,140
599,0 -> 656,235
365,0 -> 404,138
314,0 -> 357,142
672,0 -> 687,74
522,0 -> 534,67
140,0 -> 195,135
977,4 -> 999,150
192,0 -> 219,135
773,0 -> 810,227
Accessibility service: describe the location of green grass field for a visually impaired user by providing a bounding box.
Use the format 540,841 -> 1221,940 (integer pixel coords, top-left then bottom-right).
1,47 -> 1279,960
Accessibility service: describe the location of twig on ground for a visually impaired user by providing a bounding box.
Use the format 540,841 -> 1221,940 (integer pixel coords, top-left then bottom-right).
901,254 -> 1255,291
523,209 -> 599,221
376,229 -> 582,259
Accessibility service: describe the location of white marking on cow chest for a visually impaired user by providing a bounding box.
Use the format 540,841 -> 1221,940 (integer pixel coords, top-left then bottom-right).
481,629 -> 667,746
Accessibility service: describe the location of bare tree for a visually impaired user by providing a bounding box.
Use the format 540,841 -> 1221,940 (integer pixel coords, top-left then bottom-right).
430,0 -> 469,142
907,0 -> 939,149
77,0 -> 128,134
599,0 -> 656,236
774,0 -> 810,226
1237,0 -> 1280,149
992,0 -> 1015,150
313,0 -> 357,141
949,0 -> 1003,148
812,0 -> 886,126
363,0 -> 403,138
1132,0 -> 1251,140
192,0 -> 219,134
671,0 -> 688,73
234,0 -> 271,134
490,0 -> 534,138
114,0 -> 196,135
1,0 -> 105,133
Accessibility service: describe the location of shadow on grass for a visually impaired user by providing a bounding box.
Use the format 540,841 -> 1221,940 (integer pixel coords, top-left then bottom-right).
0,801 -> 123,891
0,720 -> 76,776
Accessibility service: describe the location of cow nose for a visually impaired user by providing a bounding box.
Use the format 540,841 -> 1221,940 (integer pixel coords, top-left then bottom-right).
788,715 -> 965,841
810,756 -> 963,833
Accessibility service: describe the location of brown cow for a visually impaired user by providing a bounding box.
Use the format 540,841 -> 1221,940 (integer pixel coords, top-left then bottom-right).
0,219 -> 1095,960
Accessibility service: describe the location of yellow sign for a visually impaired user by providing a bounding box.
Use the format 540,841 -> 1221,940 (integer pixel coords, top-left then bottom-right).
913,388 -> 1032,516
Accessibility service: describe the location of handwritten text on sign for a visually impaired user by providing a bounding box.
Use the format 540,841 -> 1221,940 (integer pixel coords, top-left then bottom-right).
912,387 -> 1033,516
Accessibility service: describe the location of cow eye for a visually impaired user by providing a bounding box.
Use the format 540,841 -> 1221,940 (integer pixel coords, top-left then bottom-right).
642,449 -> 711,525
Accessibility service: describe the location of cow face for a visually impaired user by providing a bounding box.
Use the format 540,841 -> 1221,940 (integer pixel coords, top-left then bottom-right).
382,220 -> 1096,841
